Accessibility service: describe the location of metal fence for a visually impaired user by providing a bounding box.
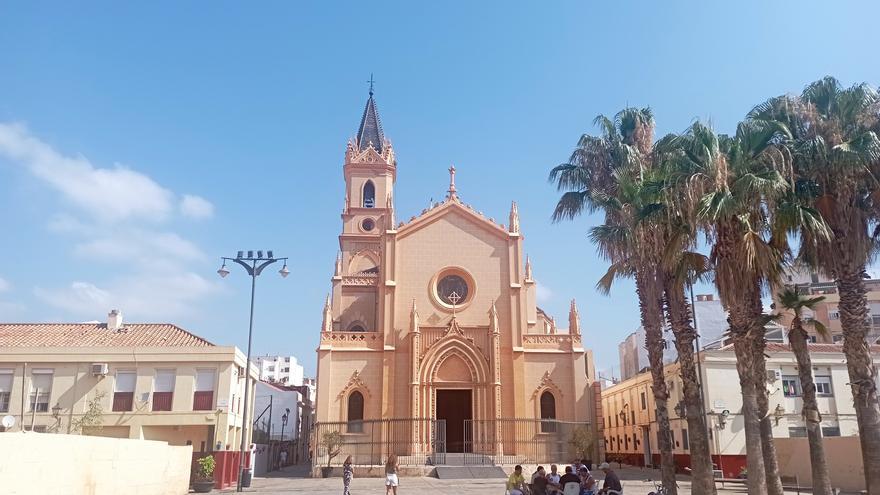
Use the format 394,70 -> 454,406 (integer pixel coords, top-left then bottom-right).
313,418 -> 446,466
314,418 -> 591,466
465,419 -> 593,465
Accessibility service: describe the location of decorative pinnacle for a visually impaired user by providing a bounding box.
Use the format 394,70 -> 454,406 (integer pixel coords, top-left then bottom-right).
322,294 -> 332,332
447,165 -> 457,200
509,201 -> 520,233
525,255 -> 533,280
569,298 -> 581,335
334,252 -> 342,277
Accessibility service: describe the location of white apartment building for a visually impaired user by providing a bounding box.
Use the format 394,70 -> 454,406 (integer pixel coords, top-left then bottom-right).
601,343 -> 880,479
618,294 -> 728,381
253,355 -> 304,386
0,310 -> 258,452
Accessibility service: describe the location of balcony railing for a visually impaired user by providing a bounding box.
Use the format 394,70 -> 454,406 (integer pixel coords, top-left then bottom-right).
112,392 -> 134,412
152,391 -> 173,411
193,391 -> 214,411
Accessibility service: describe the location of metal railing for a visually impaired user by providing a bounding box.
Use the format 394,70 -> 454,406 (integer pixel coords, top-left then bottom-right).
313,418 -> 592,466
314,418 -> 446,466
464,419 -> 593,465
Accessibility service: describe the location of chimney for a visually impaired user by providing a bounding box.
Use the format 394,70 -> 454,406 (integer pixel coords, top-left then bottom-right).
108,309 -> 123,331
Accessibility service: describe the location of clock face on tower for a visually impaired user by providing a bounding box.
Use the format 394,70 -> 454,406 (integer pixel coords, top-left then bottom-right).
437,274 -> 469,305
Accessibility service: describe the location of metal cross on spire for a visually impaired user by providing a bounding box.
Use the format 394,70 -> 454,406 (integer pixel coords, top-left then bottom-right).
448,290 -> 461,317
367,73 -> 375,96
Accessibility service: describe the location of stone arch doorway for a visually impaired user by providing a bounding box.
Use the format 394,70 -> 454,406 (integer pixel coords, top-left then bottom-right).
416,338 -> 494,454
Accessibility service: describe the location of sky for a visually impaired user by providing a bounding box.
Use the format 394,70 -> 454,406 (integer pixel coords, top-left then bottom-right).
1,1 -> 878,377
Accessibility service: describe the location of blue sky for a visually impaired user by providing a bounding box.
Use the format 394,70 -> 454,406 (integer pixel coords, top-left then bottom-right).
1,1 -> 878,376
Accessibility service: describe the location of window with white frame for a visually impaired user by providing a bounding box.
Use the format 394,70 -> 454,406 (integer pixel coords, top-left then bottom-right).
828,309 -> 839,320
782,376 -> 801,397
808,335 -> 818,343
113,370 -> 136,412
814,376 -> 833,397
193,369 -> 215,411
832,334 -> 844,343
822,426 -> 840,437
788,426 -> 807,437
29,369 -> 53,412
0,369 -> 13,413
153,369 -> 175,411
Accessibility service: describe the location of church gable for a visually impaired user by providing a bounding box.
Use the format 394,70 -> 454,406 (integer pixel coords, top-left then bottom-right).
397,200 -> 511,242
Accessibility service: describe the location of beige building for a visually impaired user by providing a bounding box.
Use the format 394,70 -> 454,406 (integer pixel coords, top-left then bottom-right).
778,267 -> 880,344
0,310 -> 258,452
600,343 -> 880,478
314,91 -> 596,464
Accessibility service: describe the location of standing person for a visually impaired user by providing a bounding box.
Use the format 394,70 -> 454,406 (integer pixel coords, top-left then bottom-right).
279,450 -> 288,467
342,455 -> 354,495
596,463 -> 622,495
507,465 -> 530,495
385,454 -> 399,495
547,464 -> 562,495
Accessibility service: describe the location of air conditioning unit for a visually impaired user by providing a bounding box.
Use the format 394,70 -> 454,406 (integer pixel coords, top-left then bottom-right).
766,369 -> 782,382
91,363 -> 109,376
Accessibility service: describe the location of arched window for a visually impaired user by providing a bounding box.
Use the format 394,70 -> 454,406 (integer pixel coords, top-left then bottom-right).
540,391 -> 557,432
363,181 -> 375,208
347,391 -> 364,433
348,323 -> 366,332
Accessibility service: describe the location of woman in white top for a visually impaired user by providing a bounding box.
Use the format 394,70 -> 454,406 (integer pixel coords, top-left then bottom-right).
385,454 -> 400,495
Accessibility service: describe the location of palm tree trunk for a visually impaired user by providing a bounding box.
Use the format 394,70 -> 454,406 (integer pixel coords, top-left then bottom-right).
729,297 -> 768,495
664,283 -> 717,495
637,271 -> 678,495
753,331 -> 784,495
837,268 -> 880,494
789,318 -> 833,495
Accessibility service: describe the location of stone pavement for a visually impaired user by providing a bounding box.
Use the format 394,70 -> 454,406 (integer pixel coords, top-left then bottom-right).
220,465 -> 789,495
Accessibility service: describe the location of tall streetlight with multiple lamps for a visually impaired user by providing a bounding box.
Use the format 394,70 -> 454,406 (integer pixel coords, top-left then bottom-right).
217,250 -> 289,491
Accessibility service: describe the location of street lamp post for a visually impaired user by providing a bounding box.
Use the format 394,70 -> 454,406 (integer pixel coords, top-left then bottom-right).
218,250 -> 289,492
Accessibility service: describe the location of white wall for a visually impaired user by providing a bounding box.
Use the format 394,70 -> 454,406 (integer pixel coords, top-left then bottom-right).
254,381 -> 300,440
0,432 -> 192,495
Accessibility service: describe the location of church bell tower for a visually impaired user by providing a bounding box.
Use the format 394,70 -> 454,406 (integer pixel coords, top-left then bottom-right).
330,86 -> 396,333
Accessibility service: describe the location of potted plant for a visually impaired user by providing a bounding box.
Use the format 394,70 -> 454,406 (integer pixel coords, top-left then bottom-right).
193,455 -> 215,493
321,430 -> 343,478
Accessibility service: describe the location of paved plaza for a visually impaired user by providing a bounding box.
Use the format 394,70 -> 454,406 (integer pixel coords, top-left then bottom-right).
219,465 -> 820,495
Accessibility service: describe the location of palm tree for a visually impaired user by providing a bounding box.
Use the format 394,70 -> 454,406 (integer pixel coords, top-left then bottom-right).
776,287 -> 833,495
638,151 -> 719,494
750,77 -> 880,492
550,108 -> 678,494
664,120 -> 793,495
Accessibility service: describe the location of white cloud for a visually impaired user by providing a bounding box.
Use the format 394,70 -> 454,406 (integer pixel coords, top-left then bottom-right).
0,123 -> 175,223
180,195 -> 214,220
0,123 -> 221,321
0,276 -> 10,292
73,229 -> 204,264
35,273 -> 220,320
536,280 -> 553,303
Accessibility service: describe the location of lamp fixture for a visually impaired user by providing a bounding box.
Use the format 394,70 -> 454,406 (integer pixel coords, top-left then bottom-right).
217,263 -> 230,278
279,263 -> 290,278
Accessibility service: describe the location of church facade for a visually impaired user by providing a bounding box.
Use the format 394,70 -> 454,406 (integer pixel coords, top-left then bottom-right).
314,90 -> 598,465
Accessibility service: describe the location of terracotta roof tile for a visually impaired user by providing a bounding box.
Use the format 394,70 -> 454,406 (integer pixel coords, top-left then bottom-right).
0,323 -> 214,348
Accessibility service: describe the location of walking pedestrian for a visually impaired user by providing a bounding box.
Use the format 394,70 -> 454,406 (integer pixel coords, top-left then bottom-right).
343,455 -> 354,495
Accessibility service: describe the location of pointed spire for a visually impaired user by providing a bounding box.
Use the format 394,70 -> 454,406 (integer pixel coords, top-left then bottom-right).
322,295 -> 332,333
569,299 -> 581,335
525,256 -> 533,281
550,316 -> 557,335
410,299 -> 420,333
489,302 -> 500,335
356,87 -> 385,153
509,201 -> 520,233
334,252 -> 343,277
